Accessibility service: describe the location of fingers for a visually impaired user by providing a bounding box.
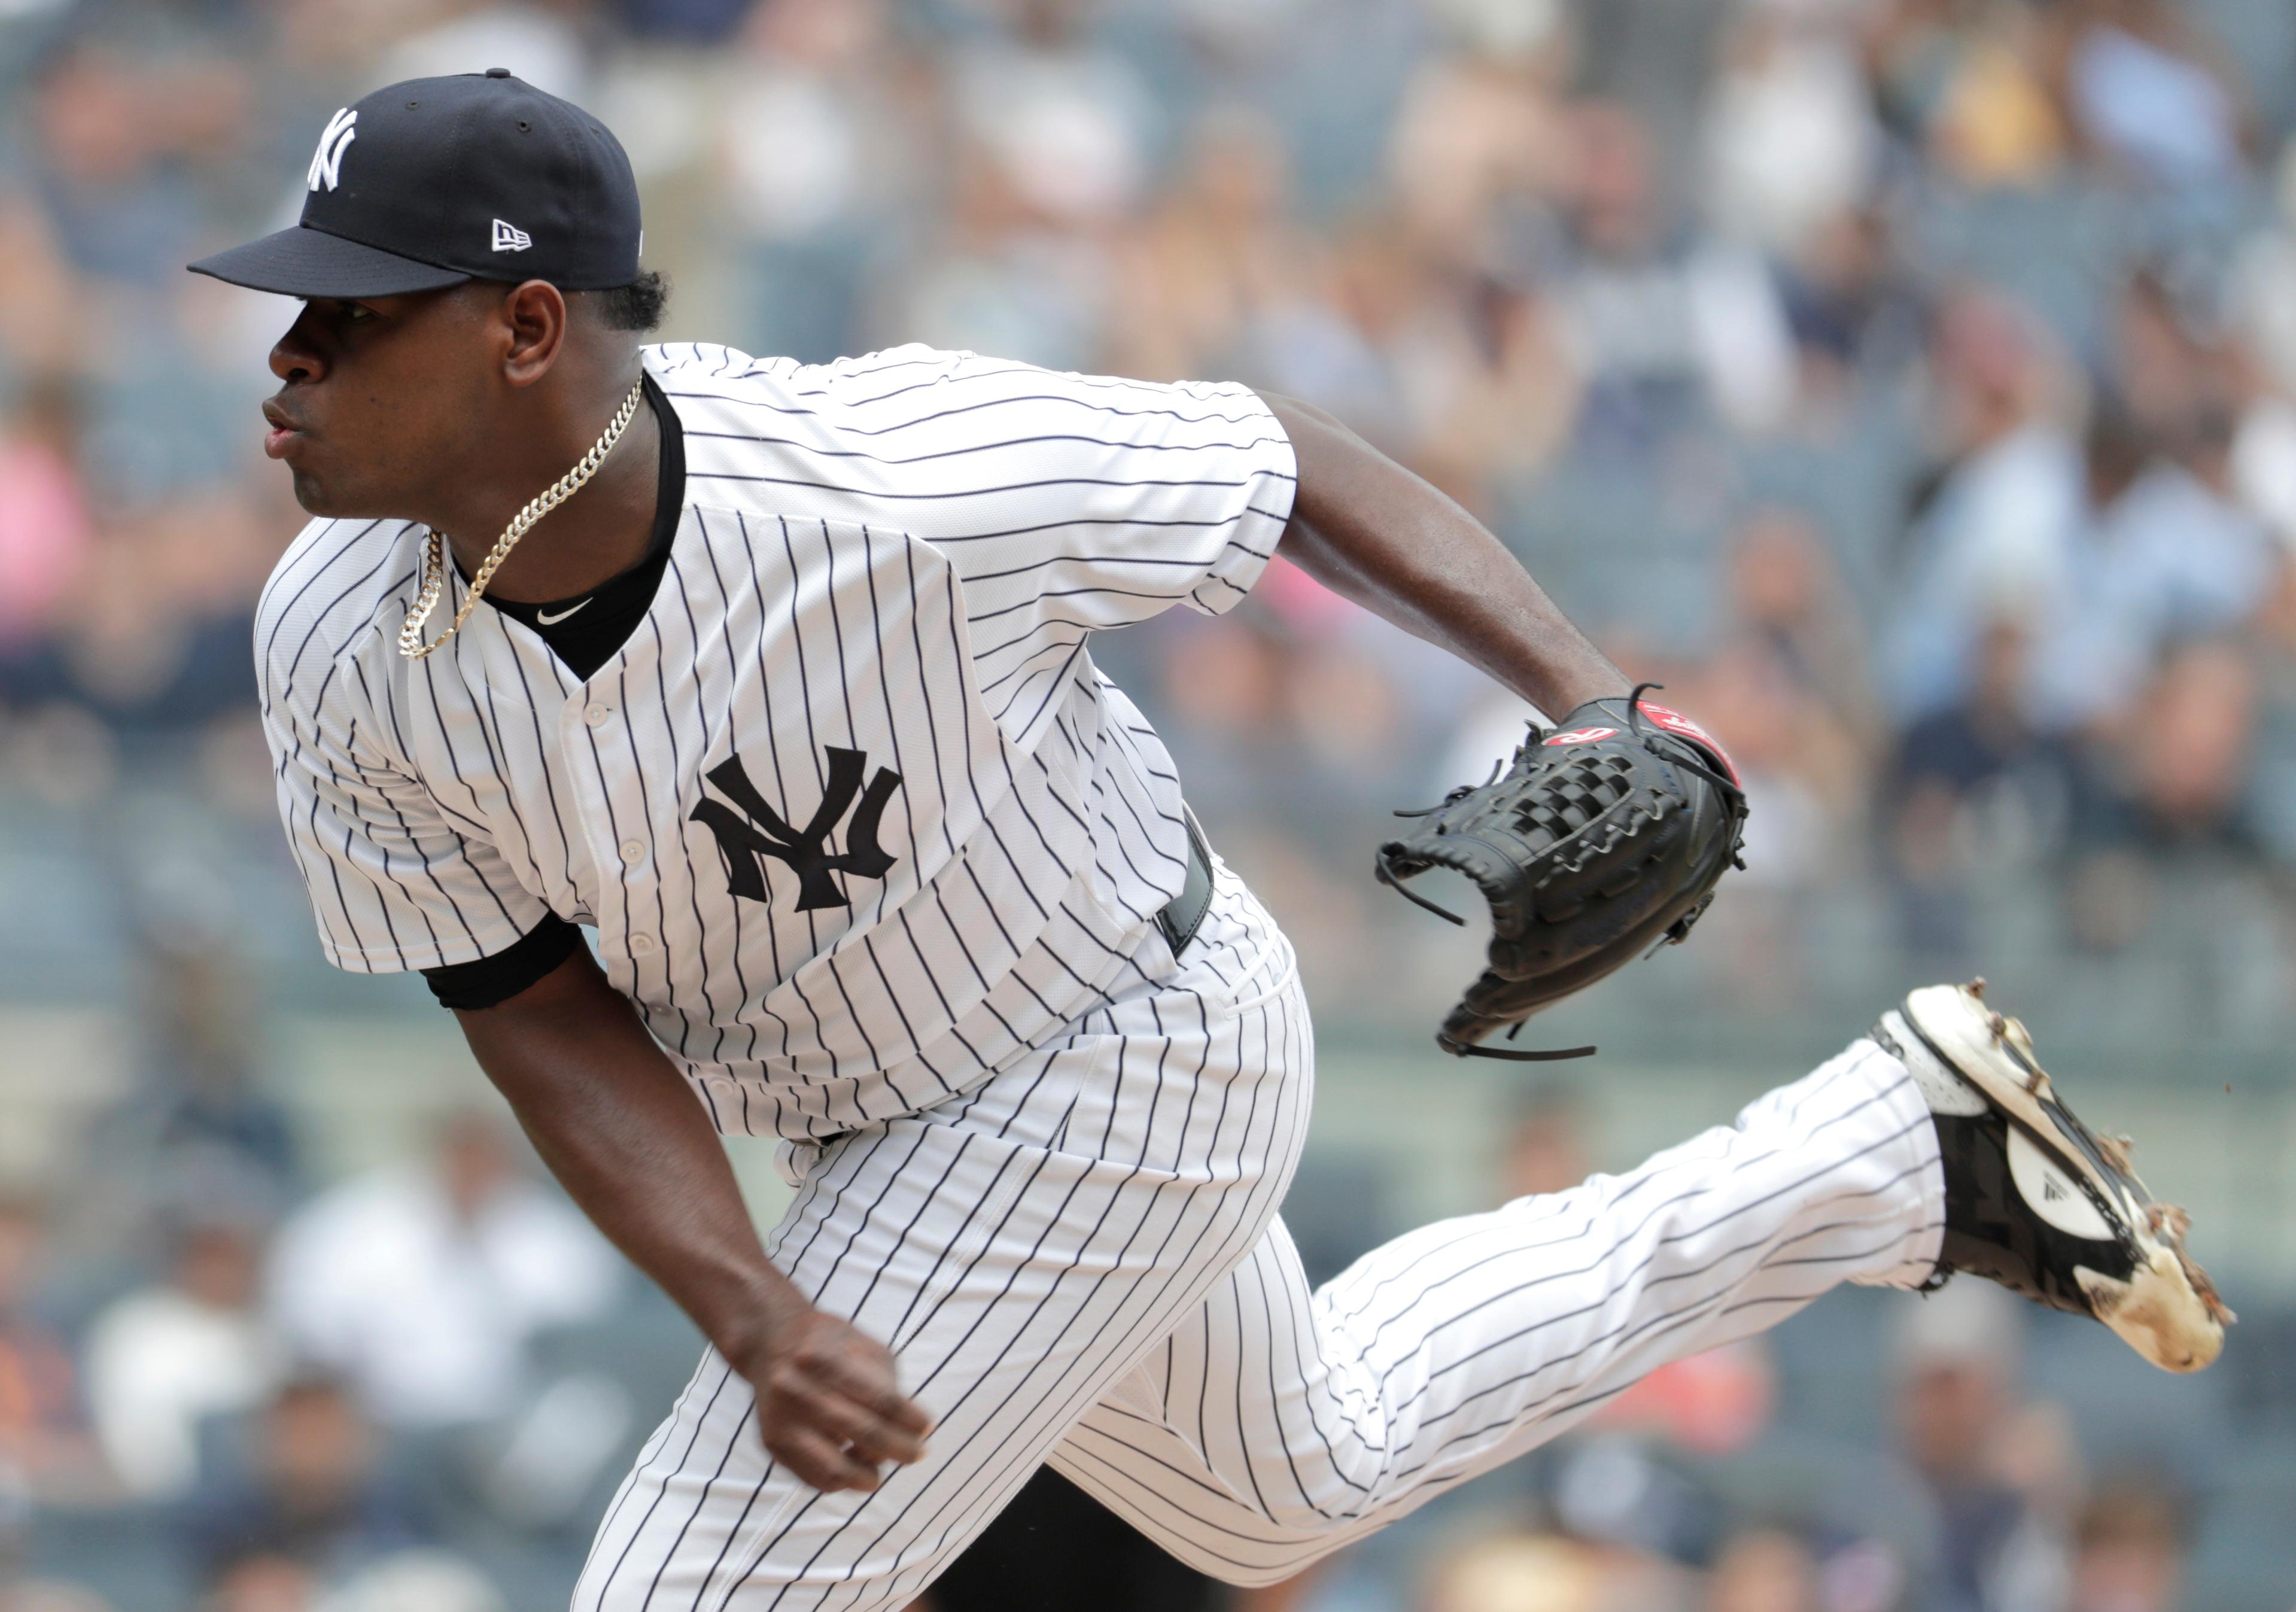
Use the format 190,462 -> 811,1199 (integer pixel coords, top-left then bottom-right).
752,1318 -> 933,1493
792,1380 -> 929,1467
813,1343 -> 933,1438
761,1383 -> 924,1490
767,1424 -> 887,1494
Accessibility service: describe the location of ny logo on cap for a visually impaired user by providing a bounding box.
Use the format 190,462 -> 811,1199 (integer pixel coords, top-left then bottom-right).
306,108 -> 356,193
491,218 -> 532,253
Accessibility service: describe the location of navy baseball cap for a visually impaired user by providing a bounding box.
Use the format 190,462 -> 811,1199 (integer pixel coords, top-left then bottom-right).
188,69 -> 641,299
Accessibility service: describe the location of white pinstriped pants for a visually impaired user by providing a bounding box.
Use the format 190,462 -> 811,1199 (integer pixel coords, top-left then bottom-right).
575,872 -> 1944,1609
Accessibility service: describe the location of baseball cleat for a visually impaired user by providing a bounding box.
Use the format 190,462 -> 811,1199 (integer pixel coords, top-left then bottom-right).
1872,981 -> 2232,1373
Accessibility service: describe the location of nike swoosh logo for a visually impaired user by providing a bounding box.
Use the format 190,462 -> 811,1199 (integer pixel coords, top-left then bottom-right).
536,598 -> 592,625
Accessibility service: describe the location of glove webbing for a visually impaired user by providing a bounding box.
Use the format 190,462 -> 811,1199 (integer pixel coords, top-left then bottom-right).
1391,684 -> 1744,1063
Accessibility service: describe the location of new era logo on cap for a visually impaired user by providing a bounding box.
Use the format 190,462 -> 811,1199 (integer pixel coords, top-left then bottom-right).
492,218 -> 532,253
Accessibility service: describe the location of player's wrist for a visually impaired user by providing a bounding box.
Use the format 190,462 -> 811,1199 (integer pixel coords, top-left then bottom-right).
1544,662 -> 1634,714
700,1266 -> 815,1370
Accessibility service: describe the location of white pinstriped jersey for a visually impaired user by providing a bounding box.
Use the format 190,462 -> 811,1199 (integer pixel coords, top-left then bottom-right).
255,343 -> 1296,1139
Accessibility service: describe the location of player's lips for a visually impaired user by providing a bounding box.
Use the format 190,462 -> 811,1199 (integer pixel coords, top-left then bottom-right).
261,401 -> 309,459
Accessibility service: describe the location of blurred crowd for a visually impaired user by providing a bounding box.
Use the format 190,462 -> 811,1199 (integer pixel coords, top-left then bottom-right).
0,944 -> 657,1609
1,0 -> 2294,1021
2,0 -> 2296,1608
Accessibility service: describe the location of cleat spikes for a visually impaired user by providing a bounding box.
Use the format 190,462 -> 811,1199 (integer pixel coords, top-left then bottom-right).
1895,981 -> 2227,1374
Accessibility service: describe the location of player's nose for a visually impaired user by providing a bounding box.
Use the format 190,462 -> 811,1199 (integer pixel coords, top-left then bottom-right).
269,306 -> 330,386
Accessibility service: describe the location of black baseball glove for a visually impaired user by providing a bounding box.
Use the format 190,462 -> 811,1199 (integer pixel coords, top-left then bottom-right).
1376,689 -> 1748,1060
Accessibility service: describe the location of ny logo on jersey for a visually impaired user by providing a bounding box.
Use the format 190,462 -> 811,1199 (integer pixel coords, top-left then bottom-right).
307,108 -> 357,193
691,749 -> 904,912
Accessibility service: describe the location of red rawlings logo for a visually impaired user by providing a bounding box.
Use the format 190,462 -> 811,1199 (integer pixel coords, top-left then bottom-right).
1635,702 -> 1740,786
1544,726 -> 1620,746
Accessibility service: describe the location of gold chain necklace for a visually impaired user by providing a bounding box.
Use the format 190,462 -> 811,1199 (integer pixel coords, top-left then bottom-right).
398,381 -> 647,659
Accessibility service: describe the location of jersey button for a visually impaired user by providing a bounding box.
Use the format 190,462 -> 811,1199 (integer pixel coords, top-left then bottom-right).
619,840 -> 647,867
628,932 -> 658,956
585,703 -> 613,727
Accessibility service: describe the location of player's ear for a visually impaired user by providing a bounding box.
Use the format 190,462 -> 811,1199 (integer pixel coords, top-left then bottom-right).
498,278 -> 568,387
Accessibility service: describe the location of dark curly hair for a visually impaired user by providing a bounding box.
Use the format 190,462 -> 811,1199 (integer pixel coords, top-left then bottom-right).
589,269 -> 670,333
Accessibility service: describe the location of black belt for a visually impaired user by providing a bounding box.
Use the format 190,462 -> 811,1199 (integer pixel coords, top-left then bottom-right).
1154,808 -> 1215,957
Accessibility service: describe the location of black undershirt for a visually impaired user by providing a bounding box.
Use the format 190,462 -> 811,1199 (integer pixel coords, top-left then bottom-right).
482,370 -> 686,678
421,373 -> 685,1011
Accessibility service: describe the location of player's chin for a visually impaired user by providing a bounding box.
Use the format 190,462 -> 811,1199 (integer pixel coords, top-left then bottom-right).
284,464 -> 383,521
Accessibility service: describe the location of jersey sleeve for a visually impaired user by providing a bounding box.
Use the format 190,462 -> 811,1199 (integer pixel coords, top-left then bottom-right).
260,635 -> 551,975
811,347 -> 1297,668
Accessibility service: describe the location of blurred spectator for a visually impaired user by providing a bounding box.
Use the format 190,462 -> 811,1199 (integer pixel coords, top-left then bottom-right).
1884,618 -> 2064,958
378,4 -> 594,103
266,1110 -> 619,1431
51,938 -> 299,1292
890,0 -> 1160,370
1111,105 -> 1322,387
1588,1341 -> 1776,1465
200,1554 -> 316,1612
2060,637 -> 2267,949
1881,290 -> 2079,726
717,0 -> 918,364
0,376 -> 90,653
1704,1528 -> 1818,1612
1702,0 -> 1879,263
1870,0 -> 2064,190
181,1376 -> 422,1581
1723,506 -> 1883,740
1543,101 -> 1798,453
2062,1478 -> 2188,1612
2245,551 -> 2296,868
2231,146 -> 2296,549
2107,271 -> 2230,454
1890,1283 -> 2069,1612
2052,0 -> 2249,190
1421,1528 -> 1694,1612
1386,0 -> 1573,257
0,1197 -> 102,1504
83,1215 -> 279,1501
2025,403 -> 2273,737
950,0 -> 1158,229
1695,507 -> 1880,987
314,1549 -> 509,1612
2087,635 -> 2262,851
2233,142 -> 2296,400
1497,1081 -> 1590,1201
128,939 -> 300,1199
29,44 -> 212,288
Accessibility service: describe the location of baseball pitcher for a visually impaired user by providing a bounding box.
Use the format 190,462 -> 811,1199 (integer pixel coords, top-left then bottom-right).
193,73 -> 2228,1610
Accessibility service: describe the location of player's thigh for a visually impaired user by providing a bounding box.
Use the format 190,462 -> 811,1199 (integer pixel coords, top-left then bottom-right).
1047,1216 -> 1349,1587
578,966 -> 1315,1609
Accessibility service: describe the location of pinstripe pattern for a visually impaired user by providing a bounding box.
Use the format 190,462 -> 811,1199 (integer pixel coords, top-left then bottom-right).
574,868 -> 1315,1610
251,344 -> 1294,1140
253,339 -> 1950,1608
1051,1039 -> 1941,1586
577,877 -> 1941,1607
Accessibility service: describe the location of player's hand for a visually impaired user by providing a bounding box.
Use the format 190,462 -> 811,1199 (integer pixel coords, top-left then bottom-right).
738,1304 -> 933,1493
